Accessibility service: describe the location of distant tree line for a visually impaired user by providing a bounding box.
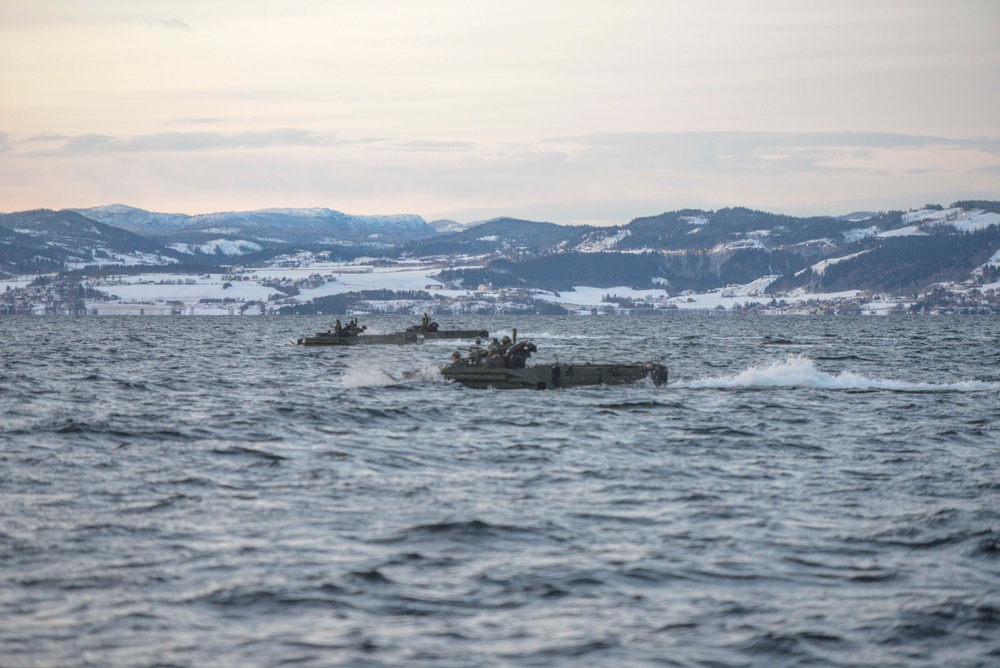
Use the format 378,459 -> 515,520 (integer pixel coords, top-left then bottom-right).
951,200 -> 1000,215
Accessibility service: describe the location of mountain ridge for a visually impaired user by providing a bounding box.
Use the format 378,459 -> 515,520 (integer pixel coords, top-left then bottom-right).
2,201 -> 999,298
69,204 -> 436,246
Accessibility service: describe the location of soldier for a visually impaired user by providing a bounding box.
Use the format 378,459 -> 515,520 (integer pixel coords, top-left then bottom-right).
506,341 -> 535,369
449,351 -> 463,366
334,318 -> 342,335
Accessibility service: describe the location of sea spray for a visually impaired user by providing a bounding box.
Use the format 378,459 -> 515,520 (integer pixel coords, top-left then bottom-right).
684,355 -> 1000,391
340,363 -> 447,388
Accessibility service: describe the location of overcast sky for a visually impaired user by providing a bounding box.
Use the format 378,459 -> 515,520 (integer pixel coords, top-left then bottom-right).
2,0 -> 998,224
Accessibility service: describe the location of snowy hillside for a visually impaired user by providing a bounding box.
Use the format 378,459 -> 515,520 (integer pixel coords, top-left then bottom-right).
69,204 -> 436,246
72,204 -> 191,231
901,207 -> 1000,233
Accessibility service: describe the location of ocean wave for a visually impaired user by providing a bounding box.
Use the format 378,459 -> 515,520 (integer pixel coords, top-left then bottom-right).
375,519 -> 551,546
5,315 -> 1000,667
683,355 -> 1000,391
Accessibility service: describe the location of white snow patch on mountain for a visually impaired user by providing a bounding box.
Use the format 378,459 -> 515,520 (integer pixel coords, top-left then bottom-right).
720,275 -> 781,297
66,252 -> 179,269
843,226 -> 878,242
429,219 -> 472,233
791,238 -> 838,248
168,239 -> 262,255
575,229 -> 630,252
841,212 -> 878,222
942,209 -> 1000,232
902,207 -> 1000,232
713,238 -> 765,252
878,225 -> 926,238
797,250 -> 870,277
903,208 -> 954,224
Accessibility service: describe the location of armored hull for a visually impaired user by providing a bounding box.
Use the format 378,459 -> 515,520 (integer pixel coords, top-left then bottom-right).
417,329 -> 489,340
441,362 -> 667,389
297,331 -> 418,346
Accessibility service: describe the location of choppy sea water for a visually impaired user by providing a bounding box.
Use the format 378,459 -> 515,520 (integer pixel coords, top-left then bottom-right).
2,314 -> 999,667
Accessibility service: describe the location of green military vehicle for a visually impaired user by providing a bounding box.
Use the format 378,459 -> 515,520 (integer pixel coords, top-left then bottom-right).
440,332 -> 667,389
405,313 -> 489,340
297,318 -> 418,346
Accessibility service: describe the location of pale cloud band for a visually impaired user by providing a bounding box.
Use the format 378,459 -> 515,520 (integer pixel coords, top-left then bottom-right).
10,128 -> 998,160
59,129 -> 326,153
1,128 -> 997,221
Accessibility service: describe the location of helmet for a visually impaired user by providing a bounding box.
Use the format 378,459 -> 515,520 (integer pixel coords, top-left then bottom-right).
501,336 -> 511,344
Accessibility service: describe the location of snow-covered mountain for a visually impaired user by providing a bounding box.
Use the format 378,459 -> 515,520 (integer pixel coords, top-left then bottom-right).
72,204 -> 191,232
0,209 -> 182,273
428,218 -> 476,234
72,204 -> 436,246
424,203 -> 1000,296
4,202 -> 999,298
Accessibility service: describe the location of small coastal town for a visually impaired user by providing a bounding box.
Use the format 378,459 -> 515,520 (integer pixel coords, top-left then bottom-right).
3,257 -> 999,317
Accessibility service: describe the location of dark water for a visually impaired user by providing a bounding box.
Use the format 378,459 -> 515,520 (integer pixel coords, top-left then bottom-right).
2,314 -> 999,667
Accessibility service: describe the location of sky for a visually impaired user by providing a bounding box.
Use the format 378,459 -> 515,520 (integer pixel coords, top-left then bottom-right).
1,0 -> 999,225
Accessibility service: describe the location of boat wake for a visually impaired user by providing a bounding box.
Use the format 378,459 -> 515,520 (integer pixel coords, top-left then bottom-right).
340,364 -> 446,388
683,355 -> 999,392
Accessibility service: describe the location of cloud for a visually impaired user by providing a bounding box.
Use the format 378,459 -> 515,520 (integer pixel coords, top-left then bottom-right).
173,118 -> 227,125
0,132 -> 9,152
24,133 -> 70,143
60,129 -> 327,154
905,168 -> 947,175
7,128 -> 996,222
388,140 -> 476,152
152,19 -> 190,32
539,131 -> 1000,177
64,134 -> 115,152
547,131 -> 1000,153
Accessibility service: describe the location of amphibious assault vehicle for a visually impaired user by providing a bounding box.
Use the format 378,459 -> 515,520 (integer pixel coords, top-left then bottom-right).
405,314 -> 489,340
440,332 -> 667,389
297,318 -> 419,346
297,316 -> 488,346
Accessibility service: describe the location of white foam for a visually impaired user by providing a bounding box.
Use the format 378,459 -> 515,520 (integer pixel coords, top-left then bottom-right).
410,365 -> 447,383
340,366 -> 399,388
683,356 -> 999,392
339,364 -> 445,388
